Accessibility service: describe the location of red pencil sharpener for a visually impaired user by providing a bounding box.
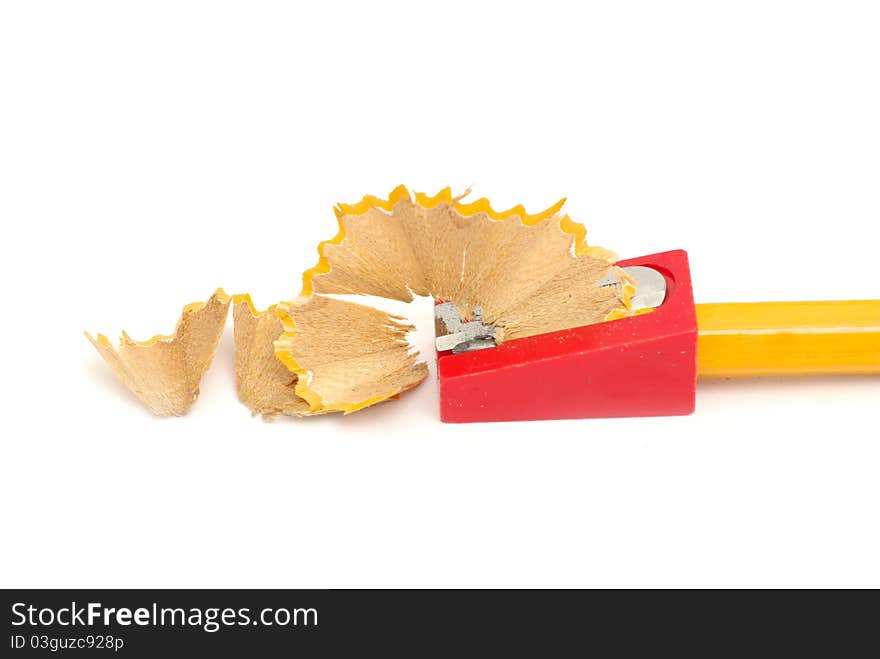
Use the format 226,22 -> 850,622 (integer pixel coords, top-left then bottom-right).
436,249 -> 698,423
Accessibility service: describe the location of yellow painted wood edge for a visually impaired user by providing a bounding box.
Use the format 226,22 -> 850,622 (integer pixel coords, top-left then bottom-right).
86,288 -> 230,349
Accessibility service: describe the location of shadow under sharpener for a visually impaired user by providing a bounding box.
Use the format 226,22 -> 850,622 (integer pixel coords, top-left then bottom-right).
436,249 -> 698,423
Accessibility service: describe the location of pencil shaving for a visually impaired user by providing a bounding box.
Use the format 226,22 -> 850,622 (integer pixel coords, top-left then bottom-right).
232,295 -> 315,417
302,186 -> 632,342
274,295 -> 428,414
85,289 -> 230,416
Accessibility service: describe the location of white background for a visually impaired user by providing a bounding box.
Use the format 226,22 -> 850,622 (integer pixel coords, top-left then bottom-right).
1,1 -> 878,588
